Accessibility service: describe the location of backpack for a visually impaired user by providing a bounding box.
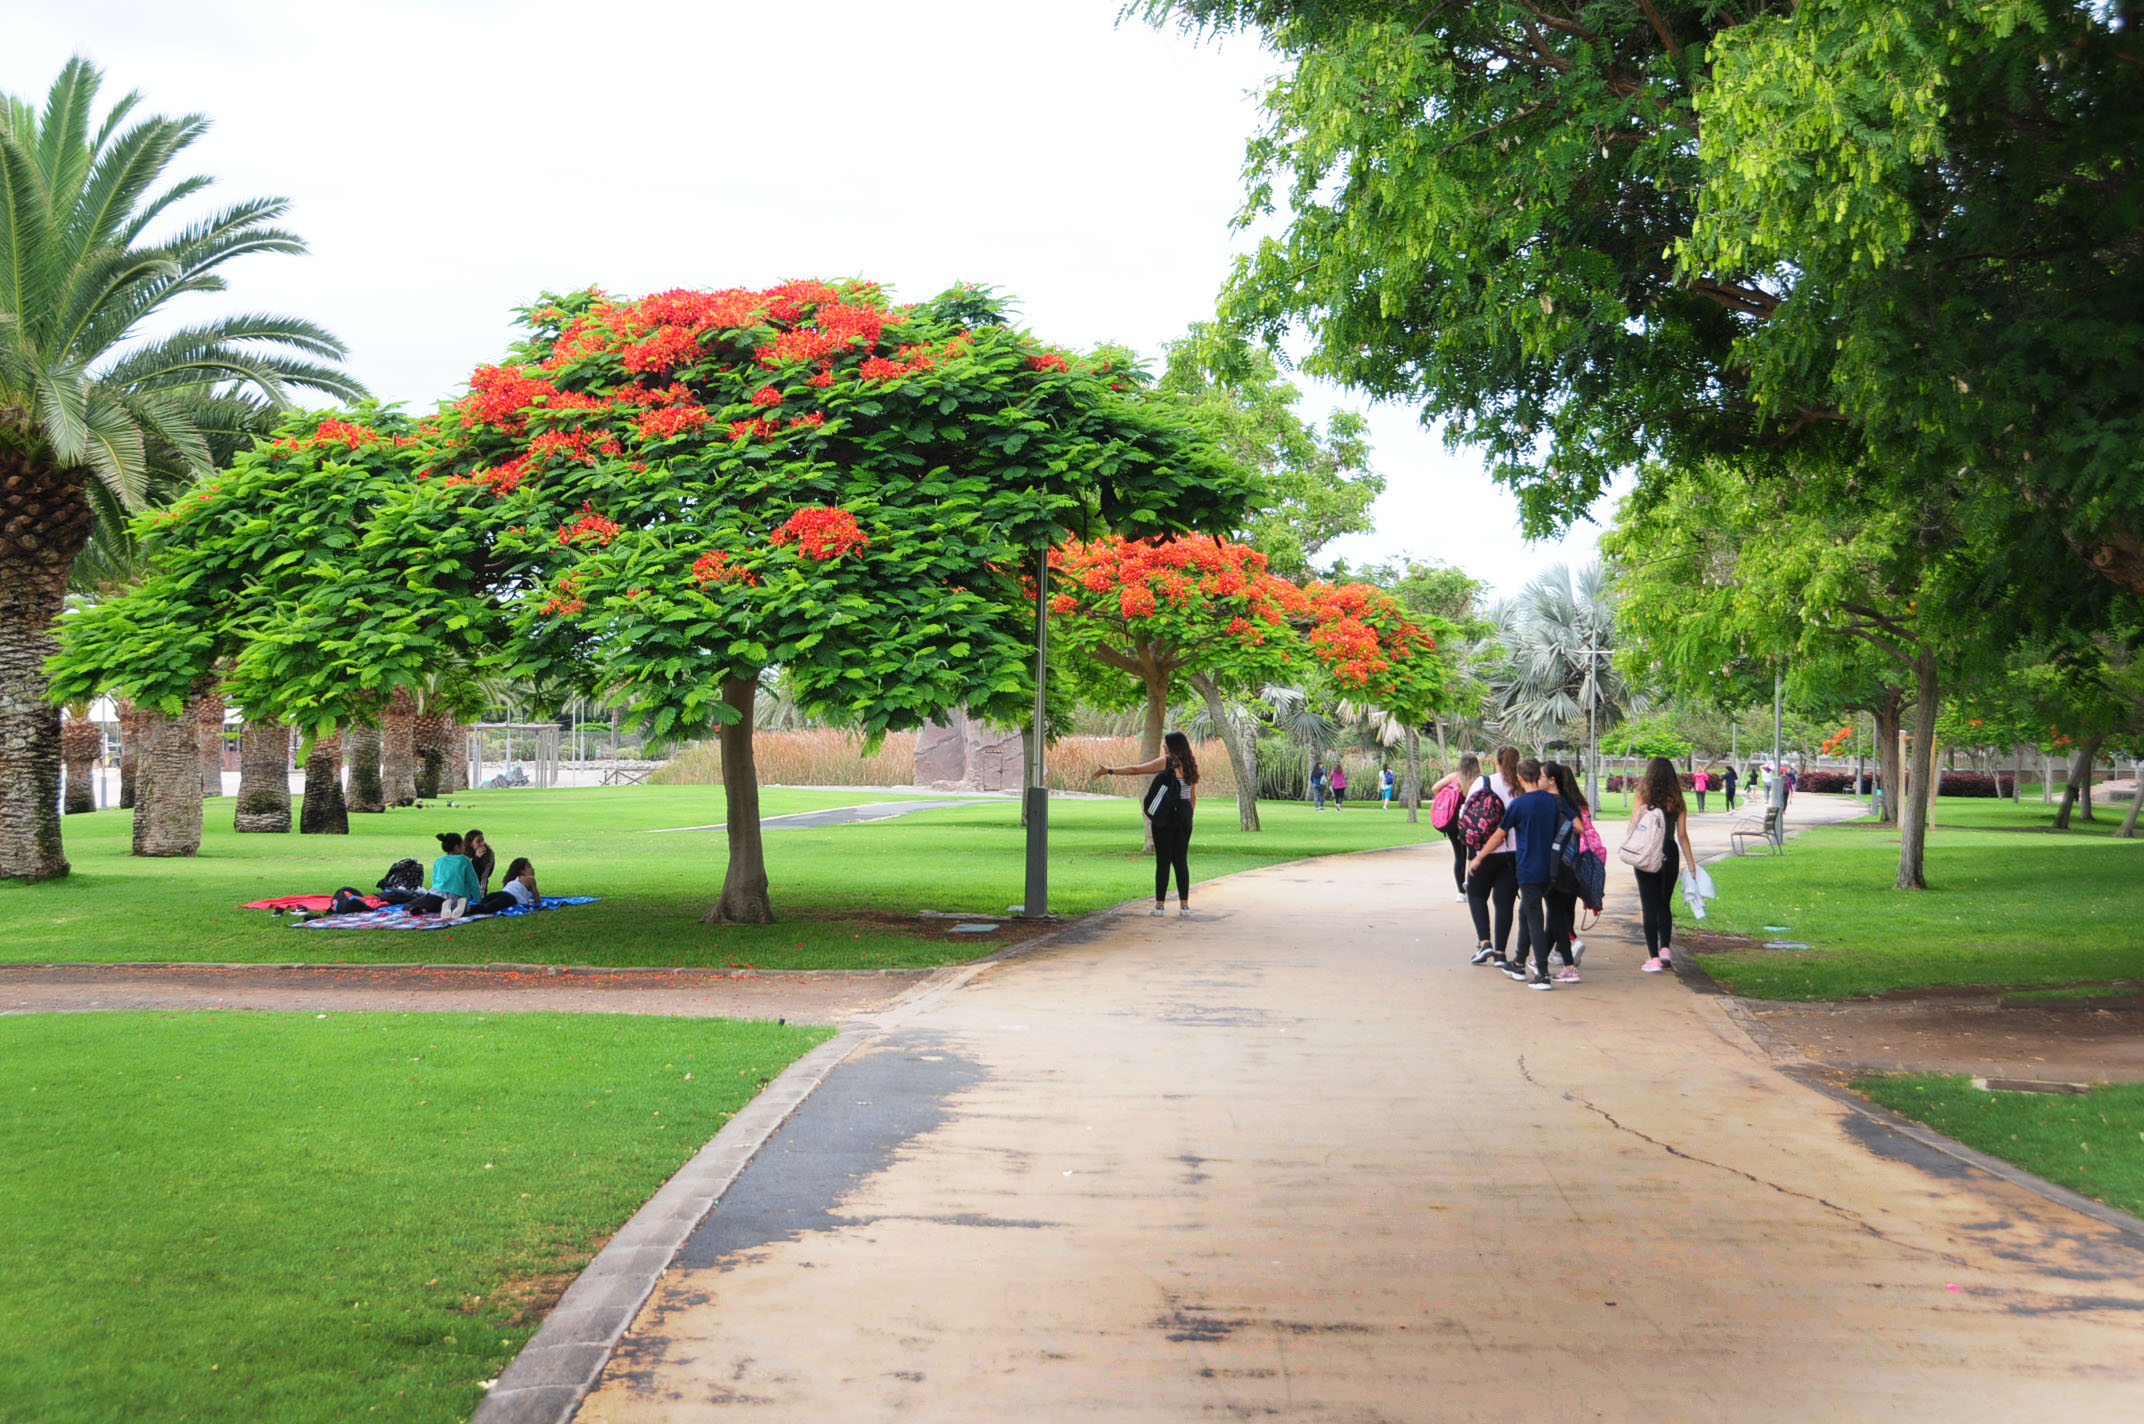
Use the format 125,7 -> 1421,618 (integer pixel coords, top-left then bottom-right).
1429,781 -> 1462,830
327,886 -> 372,916
1456,782 -> 1504,850
1549,808 -> 1584,895
1575,849 -> 1607,913
1618,807 -> 1667,873
1144,768 -> 1191,832
376,857 -> 425,903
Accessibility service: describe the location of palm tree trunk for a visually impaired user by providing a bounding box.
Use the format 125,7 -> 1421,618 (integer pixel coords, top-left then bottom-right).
117,699 -> 139,809
235,718 -> 293,833
1895,653 -> 1939,890
301,731 -> 348,834
706,677 -> 775,923
413,712 -> 449,797
347,725 -> 385,812
441,715 -> 467,790
60,713 -> 99,815
196,686 -> 226,797
1188,671 -> 1259,831
382,688 -> 418,805
133,698 -> 205,857
0,458 -> 90,878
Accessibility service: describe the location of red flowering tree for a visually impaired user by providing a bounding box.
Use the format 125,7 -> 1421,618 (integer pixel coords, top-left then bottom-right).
1298,579 -> 1450,728
54,280 -> 1244,922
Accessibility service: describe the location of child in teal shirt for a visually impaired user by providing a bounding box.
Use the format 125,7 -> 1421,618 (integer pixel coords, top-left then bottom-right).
417,832 -> 482,917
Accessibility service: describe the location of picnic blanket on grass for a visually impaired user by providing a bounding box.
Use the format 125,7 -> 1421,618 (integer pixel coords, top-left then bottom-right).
292,896 -> 599,930
243,893 -> 383,912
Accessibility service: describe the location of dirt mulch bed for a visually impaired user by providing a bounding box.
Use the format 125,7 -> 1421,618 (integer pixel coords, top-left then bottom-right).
1741,990 -> 2144,1085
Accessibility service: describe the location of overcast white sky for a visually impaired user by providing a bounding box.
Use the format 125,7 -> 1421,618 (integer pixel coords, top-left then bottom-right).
10,0 -> 1614,599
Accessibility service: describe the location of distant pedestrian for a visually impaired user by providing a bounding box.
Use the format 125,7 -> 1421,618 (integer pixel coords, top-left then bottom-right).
1092,731 -> 1202,917
1311,761 -> 1328,810
1722,765 -> 1739,810
1379,766 -> 1395,808
1692,768 -> 1710,814
1429,755 -> 1479,903
1330,762 -> 1347,806
1783,767 -> 1798,800
1624,756 -> 1700,974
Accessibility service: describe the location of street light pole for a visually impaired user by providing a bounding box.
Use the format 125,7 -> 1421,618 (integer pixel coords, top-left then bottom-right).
1021,543 -> 1050,919
1580,646 -> 1607,811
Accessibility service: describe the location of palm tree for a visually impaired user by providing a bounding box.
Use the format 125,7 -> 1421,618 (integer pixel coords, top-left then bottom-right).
0,59 -> 364,880
1488,562 -> 1636,806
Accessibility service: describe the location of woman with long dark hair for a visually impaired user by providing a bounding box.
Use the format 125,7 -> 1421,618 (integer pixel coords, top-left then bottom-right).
1543,761 -> 1594,982
1631,756 -> 1700,972
464,827 -> 495,895
1093,730 -> 1203,917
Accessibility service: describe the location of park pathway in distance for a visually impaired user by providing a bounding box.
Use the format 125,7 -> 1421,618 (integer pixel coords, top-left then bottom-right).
577,814 -> 2144,1421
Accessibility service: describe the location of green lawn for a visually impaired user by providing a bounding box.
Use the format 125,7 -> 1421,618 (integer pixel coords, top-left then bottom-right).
0,1011 -> 828,1424
1852,1075 -> 2144,1221
0,787 -> 1446,969
1695,794 -> 2143,999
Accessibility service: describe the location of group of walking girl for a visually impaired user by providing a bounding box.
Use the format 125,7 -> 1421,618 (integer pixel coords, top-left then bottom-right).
1431,750 -> 1698,986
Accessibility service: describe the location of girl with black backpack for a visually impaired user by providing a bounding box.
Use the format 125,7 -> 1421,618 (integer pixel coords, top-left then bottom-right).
1093,731 -> 1202,918
1459,746 -> 1521,967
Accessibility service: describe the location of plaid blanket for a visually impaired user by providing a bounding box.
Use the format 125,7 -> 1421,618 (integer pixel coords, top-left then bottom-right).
292,896 -> 600,930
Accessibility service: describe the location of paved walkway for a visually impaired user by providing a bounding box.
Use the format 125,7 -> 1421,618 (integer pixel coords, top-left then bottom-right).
571,801 -> 2143,1421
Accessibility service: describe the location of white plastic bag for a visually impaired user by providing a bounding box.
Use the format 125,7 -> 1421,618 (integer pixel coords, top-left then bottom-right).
1680,864 -> 1716,921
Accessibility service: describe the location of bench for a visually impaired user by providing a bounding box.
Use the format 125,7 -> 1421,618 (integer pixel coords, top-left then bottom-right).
1730,805 -> 1784,856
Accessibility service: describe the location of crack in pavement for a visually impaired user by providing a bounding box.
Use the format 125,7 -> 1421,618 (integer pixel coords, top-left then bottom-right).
1516,1054 -> 1972,1268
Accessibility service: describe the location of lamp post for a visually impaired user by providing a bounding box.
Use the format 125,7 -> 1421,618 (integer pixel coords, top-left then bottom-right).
1021,543 -> 1050,918
1579,645 -> 1610,811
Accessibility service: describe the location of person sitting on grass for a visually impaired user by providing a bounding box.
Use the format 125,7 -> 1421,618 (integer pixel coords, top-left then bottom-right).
410,831 -> 483,919
473,857 -> 540,915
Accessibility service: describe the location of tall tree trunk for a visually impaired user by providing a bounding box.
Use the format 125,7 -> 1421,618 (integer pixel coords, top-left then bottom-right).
301,731 -> 348,835
133,698 -> 205,857
1139,662 -> 1167,762
412,711 -> 449,798
117,699 -> 139,809
1895,653 -> 1940,890
1188,671 -> 1260,831
444,715 -> 468,790
2011,744 -> 2024,802
235,718 -> 293,833
2116,759 -> 2142,840
0,454 -> 91,879
382,688 -> 418,805
2052,732 -> 2108,830
60,713 -> 99,815
1872,686 -> 1905,827
706,677 -> 775,923
1403,725 -> 1422,823
197,686 -> 226,797
347,725 -> 385,812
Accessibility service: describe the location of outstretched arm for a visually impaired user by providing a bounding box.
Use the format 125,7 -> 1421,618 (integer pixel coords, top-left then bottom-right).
1092,756 -> 1167,780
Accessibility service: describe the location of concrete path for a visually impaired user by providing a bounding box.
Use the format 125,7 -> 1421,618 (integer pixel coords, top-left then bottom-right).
573,800 -> 2144,1421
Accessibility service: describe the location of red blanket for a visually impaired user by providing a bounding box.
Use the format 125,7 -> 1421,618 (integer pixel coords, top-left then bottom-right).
242,894 -> 383,912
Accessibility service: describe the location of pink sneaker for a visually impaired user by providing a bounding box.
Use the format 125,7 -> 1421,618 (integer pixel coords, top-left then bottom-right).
1660,947 -> 1673,964
1641,957 -> 1665,973
1554,966 -> 1582,983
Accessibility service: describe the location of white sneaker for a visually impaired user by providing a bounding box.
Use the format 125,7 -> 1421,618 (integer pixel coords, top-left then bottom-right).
1570,938 -> 1585,966
1178,904 -> 1193,918
1149,904 -> 1165,917
1454,892 -> 1468,903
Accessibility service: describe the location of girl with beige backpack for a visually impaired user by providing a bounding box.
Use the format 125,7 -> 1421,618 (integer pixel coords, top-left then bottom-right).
1619,757 -> 1700,973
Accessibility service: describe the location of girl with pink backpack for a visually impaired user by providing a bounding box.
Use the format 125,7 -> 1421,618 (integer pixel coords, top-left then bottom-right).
1427,754 -> 1478,902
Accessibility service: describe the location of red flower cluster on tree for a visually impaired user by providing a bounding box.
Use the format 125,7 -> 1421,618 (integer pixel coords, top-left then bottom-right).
637,404 -> 711,440
538,571 -> 585,617
728,417 -> 781,442
269,417 -> 382,455
1818,724 -> 1857,755
529,428 -> 624,467
1051,536 -> 1303,638
750,386 -> 784,408
460,365 -> 561,434
786,412 -> 825,430
557,503 -> 620,547
690,550 -> 753,587
771,506 -> 868,560
1301,581 -> 1433,689
1027,352 -> 1070,373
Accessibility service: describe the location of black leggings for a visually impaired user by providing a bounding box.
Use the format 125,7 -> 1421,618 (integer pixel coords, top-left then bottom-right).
1153,819 -> 1192,904
1633,847 -> 1681,955
1445,825 -> 1468,893
1467,852 -> 1517,952
472,891 -> 519,915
